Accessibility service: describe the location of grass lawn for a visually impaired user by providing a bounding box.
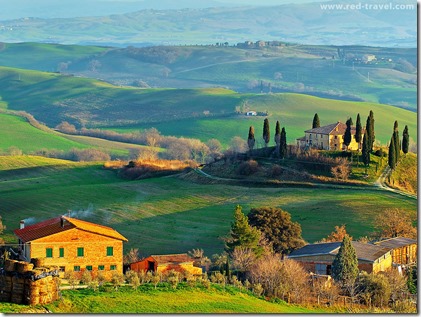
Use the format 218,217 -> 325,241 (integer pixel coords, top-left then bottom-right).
43,284 -> 329,314
0,156 -> 416,256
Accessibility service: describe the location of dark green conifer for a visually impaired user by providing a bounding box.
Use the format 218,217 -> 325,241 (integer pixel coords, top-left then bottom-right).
402,125 -> 409,155
331,235 -> 359,292
263,118 -> 270,147
312,113 -> 320,129
279,127 -> 287,159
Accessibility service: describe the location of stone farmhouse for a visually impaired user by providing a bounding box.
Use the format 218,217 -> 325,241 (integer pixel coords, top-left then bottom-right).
296,121 -> 364,151
287,241 -> 392,275
14,216 -> 128,279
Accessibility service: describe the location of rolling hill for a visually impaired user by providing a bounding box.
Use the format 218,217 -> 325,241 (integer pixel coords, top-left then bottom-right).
0,156 -> 416,256
0,66 -> 416,148
0,43 -> 416,110
0,2 -> 415,47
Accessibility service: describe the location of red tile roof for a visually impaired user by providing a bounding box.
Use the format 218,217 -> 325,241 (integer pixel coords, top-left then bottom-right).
14,216 -> 127,242
150,254 -> 194,264
305,122 -> 365,136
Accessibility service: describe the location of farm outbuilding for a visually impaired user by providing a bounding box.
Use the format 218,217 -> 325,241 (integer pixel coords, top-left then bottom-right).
374,237 -> 417,265
130,253 -> 202,275
14,216 -> 128,280
288,241 -> 392,275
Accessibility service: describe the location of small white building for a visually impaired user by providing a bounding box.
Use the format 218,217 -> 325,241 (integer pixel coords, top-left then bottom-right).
246,111 -> 257,116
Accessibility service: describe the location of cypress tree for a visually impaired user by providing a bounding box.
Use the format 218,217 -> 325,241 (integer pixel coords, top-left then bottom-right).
388,136 -> 396,170
365,115 -> 371,153
343,118 -> 352,151
393,121 -> 400,163
279,127 -> 287,159
402,125 -> 409,155
331,235 -> 359,291
361,132 -> 370,166
312,113 -> 320,128
354,113 -> 362,151
274,120 -> 281,151
369,110 -> 375,151
225,205 -> 262,257
263,118 -> 270,147
247,126 -> 255,152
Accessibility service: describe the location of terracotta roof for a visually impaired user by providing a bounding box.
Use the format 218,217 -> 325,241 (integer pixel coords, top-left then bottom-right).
374,237 -> 417,250
14,216 -> 127,242
150,254 -> 194,264
305,122 -> 365,136
288,241 -> 390,263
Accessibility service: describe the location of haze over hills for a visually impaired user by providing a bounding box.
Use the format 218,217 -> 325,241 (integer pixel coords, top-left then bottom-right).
0,0 -> 415,47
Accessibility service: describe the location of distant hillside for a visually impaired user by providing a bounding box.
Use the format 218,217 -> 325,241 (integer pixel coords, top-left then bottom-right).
0,66 -> 416,147
0,43 -> 416,111
0,1 -> 415,47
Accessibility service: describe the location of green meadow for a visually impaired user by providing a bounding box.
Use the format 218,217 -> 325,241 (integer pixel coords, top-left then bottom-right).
0,65 -> 416,148
1,285 -> 330,314
0,156 -> 416,256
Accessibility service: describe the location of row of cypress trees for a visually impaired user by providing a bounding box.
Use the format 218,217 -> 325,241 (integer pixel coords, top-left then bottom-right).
388,121 -> 409,170
247,118 -> 287,158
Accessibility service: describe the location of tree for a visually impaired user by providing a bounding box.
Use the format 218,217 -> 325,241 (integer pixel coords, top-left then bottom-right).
393,121 -> 400,164
357,272 -> 391,308
343,118 -> 353,151
320,225 -> 351,242
354,113 -> 362,150
225,205 -> 263,257
274,120 -> 281,153
402,125 -> 409,155
263,118 -> 270,147
124,248 -> 141,265
374,208 -> 417,239
388,136 -> 396,170
247,126 -> 256,153
361,132 -> 370,166
312,113 -> 320,129
331,235 -> 359,294
279,127 -> 287,159
247,207 -> 305,255
368,110 -> 375,151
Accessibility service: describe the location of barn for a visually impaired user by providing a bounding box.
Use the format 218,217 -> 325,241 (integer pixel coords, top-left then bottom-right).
14,216 -> 128,279
130,253 -> 202,275
374,237 -> 417,265
288,241 -> 392,275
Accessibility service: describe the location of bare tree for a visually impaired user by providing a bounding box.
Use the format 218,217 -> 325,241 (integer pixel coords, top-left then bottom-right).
124,248 -> 141,265
232,246 -> 257,273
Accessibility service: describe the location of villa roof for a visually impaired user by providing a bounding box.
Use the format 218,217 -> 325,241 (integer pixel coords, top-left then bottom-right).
150,254 -> 194,264
14,216 -> 128,242
305,122 -> 364,136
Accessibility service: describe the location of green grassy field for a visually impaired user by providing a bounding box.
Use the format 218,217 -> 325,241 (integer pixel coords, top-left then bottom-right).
1,43 -> 415,111
0,112 -> 158,157
0,156 -> 416,256
0,284 -> 330,313
0,65 -> 416,148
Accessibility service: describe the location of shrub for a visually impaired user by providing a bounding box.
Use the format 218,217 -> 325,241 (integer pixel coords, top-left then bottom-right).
252,283 -> 264,296
80,270 -> 93,285
111,272 -> 125,291
64,271 -> 80,289
237,160 -> 259,176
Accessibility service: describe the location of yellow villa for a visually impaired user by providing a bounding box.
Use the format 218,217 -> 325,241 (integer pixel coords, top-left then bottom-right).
296,121 -> 364,151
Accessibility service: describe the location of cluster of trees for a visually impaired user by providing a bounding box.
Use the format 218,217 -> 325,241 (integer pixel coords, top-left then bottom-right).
56,122 -> 224,163
247,119 -> 287,158
388,121 -> 409,170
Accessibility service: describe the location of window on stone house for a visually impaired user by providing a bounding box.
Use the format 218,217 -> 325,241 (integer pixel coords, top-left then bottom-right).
106,246 -> 114,256
59,248 -> 64,258
86,265 -> 93,271
74,266 -> 81,271
77,247 -> 84,257
46,248 -> 53,258
98,265 -> 105,271
110,265 -> 117,270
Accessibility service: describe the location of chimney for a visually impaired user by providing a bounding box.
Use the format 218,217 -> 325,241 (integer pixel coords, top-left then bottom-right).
60,216 -> 65,228
20,220 -> 25,229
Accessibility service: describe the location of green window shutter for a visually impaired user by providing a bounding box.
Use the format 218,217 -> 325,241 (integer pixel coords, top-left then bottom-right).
106,246 -> 113,256
74,266 -> 80,272
86,265 -> 93,271
77,247 -> 84,257
98,265 -> 105,271
110,265 -> 117,270
59,248 -> 64,258
46,248 -> 53,258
